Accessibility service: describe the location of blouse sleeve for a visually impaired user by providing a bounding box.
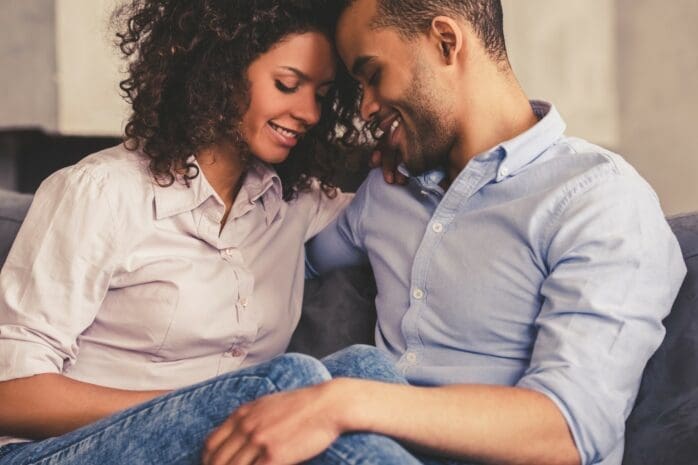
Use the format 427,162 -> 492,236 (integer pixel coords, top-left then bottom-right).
303,181 -> 354,242
0,166 -> 122,381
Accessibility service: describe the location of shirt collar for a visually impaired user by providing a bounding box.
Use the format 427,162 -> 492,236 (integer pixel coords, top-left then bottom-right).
153,157 -> 283,224
397,100 -> 566,188
238,158 -> 283,225
494,100 -> 566,182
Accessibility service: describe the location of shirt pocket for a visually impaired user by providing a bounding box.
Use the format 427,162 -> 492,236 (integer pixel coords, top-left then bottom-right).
93,279 -> 180,361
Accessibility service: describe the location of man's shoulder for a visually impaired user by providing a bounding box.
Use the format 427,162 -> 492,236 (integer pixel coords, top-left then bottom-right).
541,136 -> 656,203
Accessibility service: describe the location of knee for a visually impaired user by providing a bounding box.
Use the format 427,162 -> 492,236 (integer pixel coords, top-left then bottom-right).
265,352 -> 331,391
322,345 -> 405,384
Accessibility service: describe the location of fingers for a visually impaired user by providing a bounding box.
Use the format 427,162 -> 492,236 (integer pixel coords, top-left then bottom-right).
203,416 -> 236,463
371,141 -> 407,186
370,150 -> 382,168
216,437 -> 261,465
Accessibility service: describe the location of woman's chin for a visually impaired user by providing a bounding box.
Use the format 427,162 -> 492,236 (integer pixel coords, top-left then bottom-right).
250,145 -> 292,165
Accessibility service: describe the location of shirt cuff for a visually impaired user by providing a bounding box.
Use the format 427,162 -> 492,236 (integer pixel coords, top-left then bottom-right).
517,369 -> 624,465
0,338 -> 64,382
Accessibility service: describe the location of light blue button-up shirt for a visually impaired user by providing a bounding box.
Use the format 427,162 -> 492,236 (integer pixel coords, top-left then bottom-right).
307,101 -> 686,465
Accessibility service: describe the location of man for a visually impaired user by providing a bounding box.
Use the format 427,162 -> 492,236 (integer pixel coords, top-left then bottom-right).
202,1 -> 686,464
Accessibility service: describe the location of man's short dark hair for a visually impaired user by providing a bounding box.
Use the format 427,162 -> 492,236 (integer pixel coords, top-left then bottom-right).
340,0 -> 508,63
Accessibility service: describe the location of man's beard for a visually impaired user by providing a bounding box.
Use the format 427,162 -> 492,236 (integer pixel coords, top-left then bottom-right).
399,65 -> 455,176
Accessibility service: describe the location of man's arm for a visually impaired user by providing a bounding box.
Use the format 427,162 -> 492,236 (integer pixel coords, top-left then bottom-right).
305,174 -> 373,276
202,379 -> 579,465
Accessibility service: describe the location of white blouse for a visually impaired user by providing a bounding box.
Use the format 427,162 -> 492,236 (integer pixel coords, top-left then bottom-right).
0,145 -> 351,396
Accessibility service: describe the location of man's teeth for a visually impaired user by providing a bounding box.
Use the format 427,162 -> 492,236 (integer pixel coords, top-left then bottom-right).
271,123 -> 298,139
390,118 -> 401,136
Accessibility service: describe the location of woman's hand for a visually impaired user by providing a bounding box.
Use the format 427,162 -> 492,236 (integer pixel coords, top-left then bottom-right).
202,380 -> 348,465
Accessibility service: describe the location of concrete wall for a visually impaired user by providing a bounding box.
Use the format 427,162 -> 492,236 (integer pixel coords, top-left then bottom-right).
56,0 -> 129,136
617,0 -> 698,215
0,0 -> 696,214
0,0 -> 57,131
503,0 -> 620,148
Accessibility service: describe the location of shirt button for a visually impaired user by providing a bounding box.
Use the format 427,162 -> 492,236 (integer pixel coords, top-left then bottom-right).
239,297 -> 249,308
229,348 -> 246,357
223,248 -> 235,257
405,352 -> 418,363
432,222 -> 444,233
499,166 -> 509,178
413,288 -> 425,300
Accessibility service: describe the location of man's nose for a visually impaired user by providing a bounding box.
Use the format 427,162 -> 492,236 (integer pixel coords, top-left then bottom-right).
359,87 -> 380,122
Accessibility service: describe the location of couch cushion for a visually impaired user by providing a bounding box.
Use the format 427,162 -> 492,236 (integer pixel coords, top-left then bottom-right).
0,190 -> 33,268
291,265 -> 377,358
623,213 -> 698,465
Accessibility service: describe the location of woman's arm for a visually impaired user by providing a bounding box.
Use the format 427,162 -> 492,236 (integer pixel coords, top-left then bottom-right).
0,374 -> 168,439
0,166 -> 157,439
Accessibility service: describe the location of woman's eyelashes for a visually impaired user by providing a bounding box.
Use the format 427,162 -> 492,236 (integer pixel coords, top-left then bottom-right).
275,80 -> 299,94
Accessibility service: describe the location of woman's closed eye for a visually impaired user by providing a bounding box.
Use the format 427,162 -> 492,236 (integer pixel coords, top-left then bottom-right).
275,80 -> 300,94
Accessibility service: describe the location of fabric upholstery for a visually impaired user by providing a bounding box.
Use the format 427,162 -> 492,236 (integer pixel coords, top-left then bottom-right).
0,189 -> 696,463
623,214 -> 698,465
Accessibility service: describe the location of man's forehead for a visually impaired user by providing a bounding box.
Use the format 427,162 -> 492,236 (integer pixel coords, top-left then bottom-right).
336,0 -> 386,66
336,0 -> 377,46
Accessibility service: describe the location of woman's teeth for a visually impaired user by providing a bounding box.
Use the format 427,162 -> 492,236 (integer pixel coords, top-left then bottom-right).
270,123 -> 298,139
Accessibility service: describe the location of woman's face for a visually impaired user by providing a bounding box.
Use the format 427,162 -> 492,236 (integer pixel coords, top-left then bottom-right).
240,32 -> 336,164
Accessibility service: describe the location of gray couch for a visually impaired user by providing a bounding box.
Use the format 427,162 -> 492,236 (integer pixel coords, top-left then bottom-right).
0,190 -> 696,464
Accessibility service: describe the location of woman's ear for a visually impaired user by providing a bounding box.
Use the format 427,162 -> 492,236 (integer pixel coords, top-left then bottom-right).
430,16 -> 463,65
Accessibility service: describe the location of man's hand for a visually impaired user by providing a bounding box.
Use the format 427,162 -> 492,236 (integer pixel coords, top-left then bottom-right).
370,135 -> 407,185
202,381 -> 344,465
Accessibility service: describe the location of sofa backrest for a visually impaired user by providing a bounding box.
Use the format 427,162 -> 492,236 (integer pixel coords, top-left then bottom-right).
0,190 -> 696,463
623,214 -> 698,464
0,190 -> 32,267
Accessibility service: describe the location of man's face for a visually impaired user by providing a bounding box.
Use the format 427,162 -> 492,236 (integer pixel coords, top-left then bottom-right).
336,0 -> 457,174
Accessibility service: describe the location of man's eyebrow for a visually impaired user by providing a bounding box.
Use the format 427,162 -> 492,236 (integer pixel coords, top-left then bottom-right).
279,66 -> 335,86
351,56 -> 376,77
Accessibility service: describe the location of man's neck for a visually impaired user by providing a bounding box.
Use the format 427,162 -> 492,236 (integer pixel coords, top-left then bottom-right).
445,74 -> 538,183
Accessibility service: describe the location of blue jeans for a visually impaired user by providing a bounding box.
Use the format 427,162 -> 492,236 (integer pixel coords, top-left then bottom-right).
0,347 -> 471,465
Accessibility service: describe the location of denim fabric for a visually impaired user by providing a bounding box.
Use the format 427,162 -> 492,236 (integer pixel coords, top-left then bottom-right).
0,353 -> 329,465
0,350 -> 464,465
321,345 -> 477,465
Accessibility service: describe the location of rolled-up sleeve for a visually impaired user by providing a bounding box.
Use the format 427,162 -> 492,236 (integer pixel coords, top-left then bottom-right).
0,166 -> 120,382
516,172 -> 686,464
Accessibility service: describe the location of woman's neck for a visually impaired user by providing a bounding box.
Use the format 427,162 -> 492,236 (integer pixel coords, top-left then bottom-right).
195,143 -> 246,215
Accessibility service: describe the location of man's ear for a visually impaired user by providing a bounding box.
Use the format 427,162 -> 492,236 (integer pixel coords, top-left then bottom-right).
430,16 -> 463,65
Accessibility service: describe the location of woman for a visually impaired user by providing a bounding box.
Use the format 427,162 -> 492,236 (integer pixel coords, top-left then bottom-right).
0,0 -> 365,463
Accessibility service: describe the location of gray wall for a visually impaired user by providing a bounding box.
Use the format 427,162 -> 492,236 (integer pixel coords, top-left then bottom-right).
0,0 -> 57,131
0,0 -> 696,214
617,0 -> 698,216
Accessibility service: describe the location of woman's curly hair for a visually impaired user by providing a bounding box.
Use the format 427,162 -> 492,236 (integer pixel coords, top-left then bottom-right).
113,0 -> 367,200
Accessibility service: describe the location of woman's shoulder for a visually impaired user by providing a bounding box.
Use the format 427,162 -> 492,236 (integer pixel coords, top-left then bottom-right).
71,144 -> 151,184
46,144 -> 153,196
